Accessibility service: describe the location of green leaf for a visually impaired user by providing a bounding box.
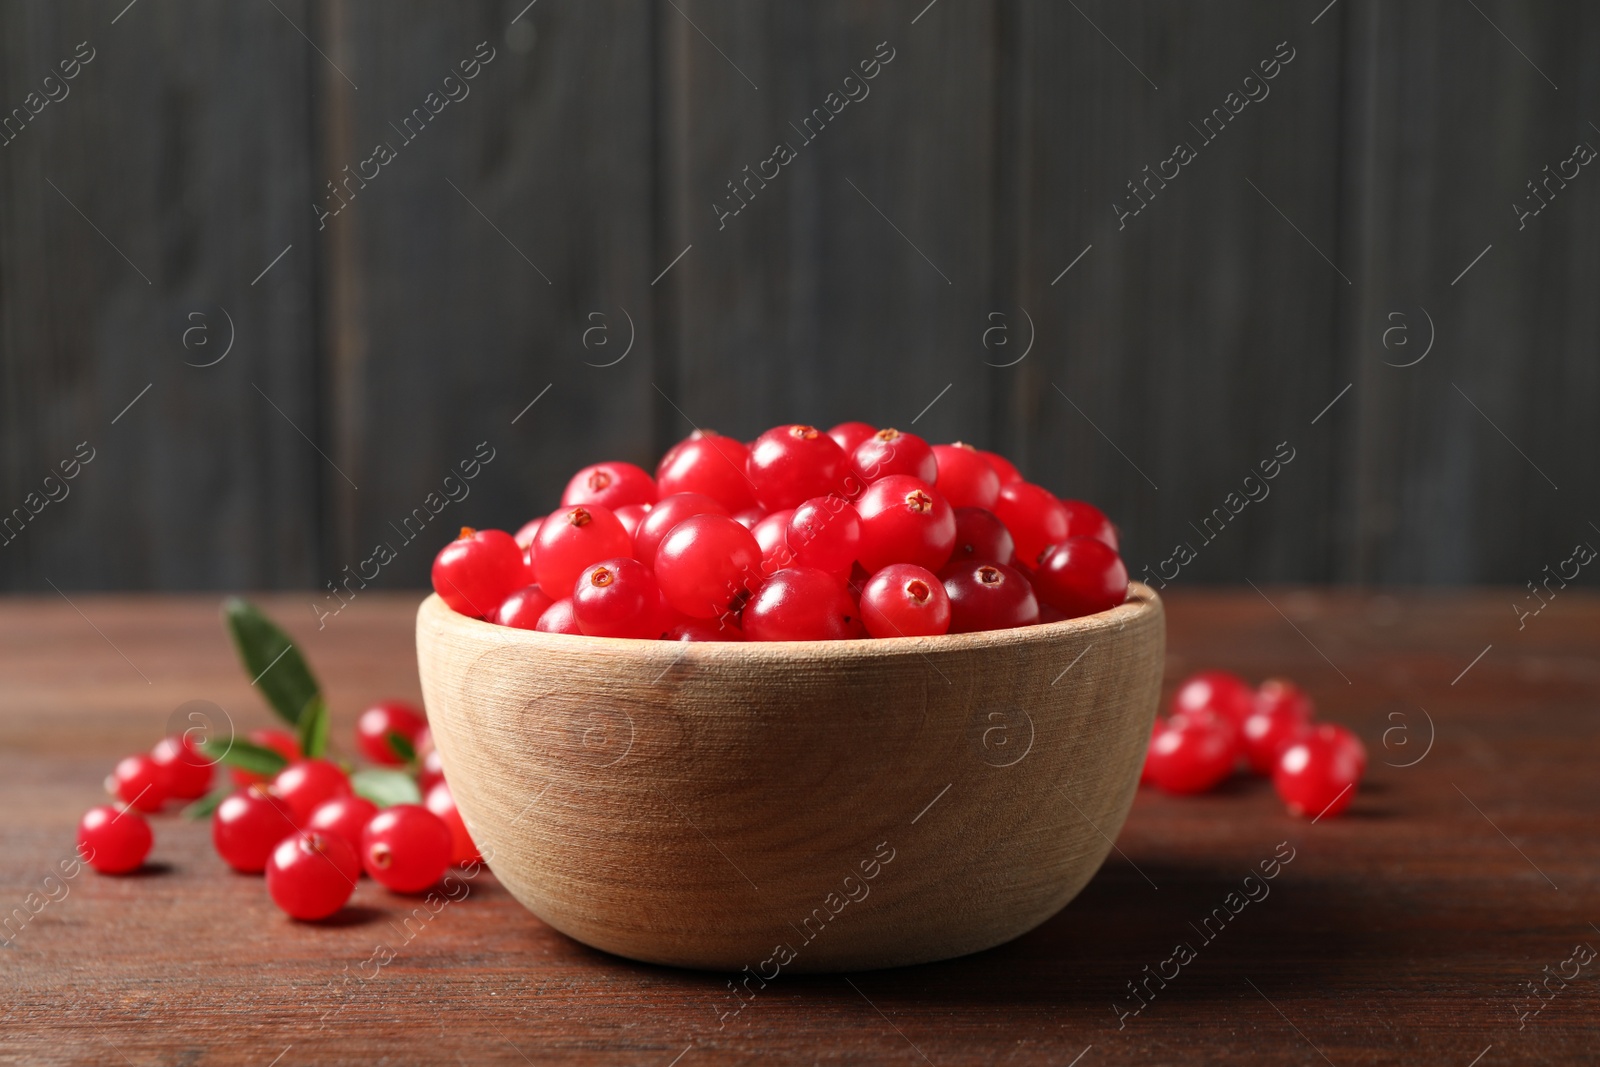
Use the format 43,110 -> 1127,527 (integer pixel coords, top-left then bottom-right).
196,736 -> 290,777
223,597 -> 320,726
351,768 -> 422,808
298,696 -> 331,759
181,785 -> 233,820
386,730 -> 416,763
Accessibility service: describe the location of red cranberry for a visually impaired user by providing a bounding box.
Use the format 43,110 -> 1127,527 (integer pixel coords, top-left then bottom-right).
355,700 -> 426,766
991,482 -> 1069,567
1241,686 -> 1313,777
272,759 -> 352,825
150,734 -> 213,801
1275,724 -> 1365,818
633,492 -> 728,570
1061,499 -> 1119,551
106,754 -> 171,813
305,795 -> 379,852
613,502 -> 652,538
425,781 -> 482,866
787,496 -> 862,578
1172,670 -> 1256,726
979,449 -> 1023,486
231,728 -> 301,787
950,507 -> 1015,565
654,513 -> 762,620
742,567 -> 863,641
212,785 -> 299,872
745,424 -> 849,511
930,443 -> 1001,509
942,562 -> 1039,633
431,527 -> 528,618
532,505 -> 633,600
492,584 -> 555,630
856,475 -> 957,573
362,804 -> 453,893
827,421 -> 878,455
1143,711 -> 1237,793
266,831 -> 360,920
656,430 -> 756,513
78,805 -> 153,874
573,558 -> 662,638
561,461 -> 657,511
861,564 -> 951,638
535,597 -> 583,634
1033,537 -> 1128,619
851,428 -> 937,485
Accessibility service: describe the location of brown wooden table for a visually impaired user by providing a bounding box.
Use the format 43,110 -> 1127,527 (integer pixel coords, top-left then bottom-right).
2,590 -> 1596,1066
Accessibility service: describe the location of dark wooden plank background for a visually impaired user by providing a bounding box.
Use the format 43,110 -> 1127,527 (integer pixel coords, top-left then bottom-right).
3,0 -> 1596,593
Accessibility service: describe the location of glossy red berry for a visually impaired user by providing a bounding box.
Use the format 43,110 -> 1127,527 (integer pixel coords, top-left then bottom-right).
751,508 -> 796,575
78,805 -> 152,874
1241,681 -> 1314,776
1061,499 -> 1119,551
106,754 -> 171,813
1033,537 -> 1128,619
356,700 -> 427,766
212,785 -> 299,872
535,597 -> 583,634
362,804 -> 453,893
418,747 -> 446,794
656,430 -> 756,513
827,421 -> 878,455
1144,711 -> 1238,794
492,584 -> 554,630
860,564 -> 951,638
266,831 -> 360,920
1275,724 -> 1365,818
306,795 -> 378,852
272,758 -> 352,825
614,503 -> 652,539
231,728 -> 301,787
746,424 -> 849,511
743,567 -> 863,641
513,516 -> 544,549
562,461 -> 657,511
930,443 -> 1001,509
149,734 -> 213,801
573,558 -> 662,638
787,496 -> 862,578
942,562 -> 1039,633
851,428 -> 937,486
991,482 -> 1069,567
950,507 -> 1015,565
666,617 -> 744,641
733,507 -> 765,529
1172,670 -> 1256,727
654,513 -> 762,620
856,475 -> 957,573
532,505 -> 633,600
978,449 -> 1022,486
425,781 -> 482,866
432,527 -> 529,618
633,492 -> 729,570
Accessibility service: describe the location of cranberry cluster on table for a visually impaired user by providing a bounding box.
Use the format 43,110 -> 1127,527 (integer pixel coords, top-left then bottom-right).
1144,670 -> 1368,819
431,422 -> 1131,640
78,703 -> 483,919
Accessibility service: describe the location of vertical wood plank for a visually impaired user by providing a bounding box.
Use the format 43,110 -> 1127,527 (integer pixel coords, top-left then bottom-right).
1014,1 -> 1348,582
1342,0 -> 1600,583
0,0 -> 322,590
658,1 -> 1001,445
313,0 -> 660,601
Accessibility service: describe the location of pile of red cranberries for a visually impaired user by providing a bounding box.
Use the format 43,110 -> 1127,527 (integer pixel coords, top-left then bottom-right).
431,423 -> 1130,640
1143,670 -> 1367,818
79,702 -> 483,919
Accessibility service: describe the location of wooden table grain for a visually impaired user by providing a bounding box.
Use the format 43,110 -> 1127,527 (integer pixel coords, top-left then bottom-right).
1,590 -> 1595,1066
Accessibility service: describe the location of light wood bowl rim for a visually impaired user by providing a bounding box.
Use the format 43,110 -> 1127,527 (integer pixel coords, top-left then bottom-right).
420,582 -> 1160,662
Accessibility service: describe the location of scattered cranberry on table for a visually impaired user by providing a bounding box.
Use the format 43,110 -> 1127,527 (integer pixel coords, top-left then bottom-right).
362,804 -> 453,893
78,805 -> 153,874
434,423 -> 1133,640
265,831 -> 360,921
1144,670 -> 1367,818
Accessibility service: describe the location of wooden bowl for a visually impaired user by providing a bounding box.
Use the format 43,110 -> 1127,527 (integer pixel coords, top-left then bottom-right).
416,582 -> 1164,972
